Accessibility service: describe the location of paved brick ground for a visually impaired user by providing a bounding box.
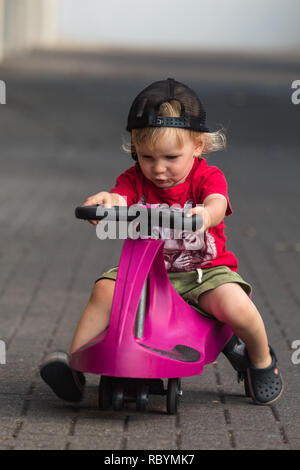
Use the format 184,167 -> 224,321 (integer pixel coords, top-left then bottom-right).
0,48 -> 300,451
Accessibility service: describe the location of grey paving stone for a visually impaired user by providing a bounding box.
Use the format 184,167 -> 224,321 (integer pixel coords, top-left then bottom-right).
13,433 -> 68,450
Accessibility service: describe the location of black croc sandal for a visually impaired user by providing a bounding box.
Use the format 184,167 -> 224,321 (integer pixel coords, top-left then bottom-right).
40,351 -> 86,402
245,346 -> 283,405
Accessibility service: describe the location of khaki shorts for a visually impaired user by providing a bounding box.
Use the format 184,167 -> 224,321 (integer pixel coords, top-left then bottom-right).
95,265 -> 252,318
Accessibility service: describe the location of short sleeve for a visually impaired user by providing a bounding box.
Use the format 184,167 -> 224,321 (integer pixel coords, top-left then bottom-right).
109,165 -> 139,206
197,165 -> 232,216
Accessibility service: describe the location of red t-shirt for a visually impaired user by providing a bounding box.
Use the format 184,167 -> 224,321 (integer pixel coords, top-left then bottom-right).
110,157 -> 238,272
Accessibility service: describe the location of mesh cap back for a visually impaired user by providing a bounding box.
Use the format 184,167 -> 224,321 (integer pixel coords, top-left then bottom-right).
126,78 -> 210,133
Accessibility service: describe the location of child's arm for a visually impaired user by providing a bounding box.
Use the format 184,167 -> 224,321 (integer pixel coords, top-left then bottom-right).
186,193 -> 227,232
82,191 -> 127,225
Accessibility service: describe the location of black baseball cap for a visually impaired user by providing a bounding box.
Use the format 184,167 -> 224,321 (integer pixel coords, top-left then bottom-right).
126,78 -> 210,133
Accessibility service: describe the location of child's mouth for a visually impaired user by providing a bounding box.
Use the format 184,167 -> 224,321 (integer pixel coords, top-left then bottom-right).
154,178 -> 168,184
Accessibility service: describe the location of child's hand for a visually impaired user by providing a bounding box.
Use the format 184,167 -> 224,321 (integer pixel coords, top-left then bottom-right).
186,206 -> 211,232
186,195 -> 227,232
82,192 -> 127,225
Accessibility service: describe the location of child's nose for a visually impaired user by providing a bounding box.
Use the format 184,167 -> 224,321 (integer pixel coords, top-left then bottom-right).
153,162 -> 165,174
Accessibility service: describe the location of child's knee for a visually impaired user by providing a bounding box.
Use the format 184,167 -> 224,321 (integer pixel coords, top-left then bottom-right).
199,283 -> 258,328
228,297 -> 259,330
90,278 -> 115,308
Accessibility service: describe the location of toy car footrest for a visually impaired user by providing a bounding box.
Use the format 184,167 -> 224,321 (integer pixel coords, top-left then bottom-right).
139,343 -> 201,362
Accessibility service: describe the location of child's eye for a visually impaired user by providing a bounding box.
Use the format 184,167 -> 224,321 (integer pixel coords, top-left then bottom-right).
166,156 -> 179,160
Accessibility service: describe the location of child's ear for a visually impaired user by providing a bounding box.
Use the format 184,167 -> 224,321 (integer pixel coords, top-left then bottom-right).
194,139 -> 205,156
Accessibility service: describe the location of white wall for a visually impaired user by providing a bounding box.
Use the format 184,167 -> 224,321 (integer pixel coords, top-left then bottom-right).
0,0 -> 59,60
1,0 -> 299,60
59,0 -> 300,52
0,0 -> 4,60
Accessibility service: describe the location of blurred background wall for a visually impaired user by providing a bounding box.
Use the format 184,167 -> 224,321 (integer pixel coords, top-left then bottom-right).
59,0 -> 300,53
1,0 -> 300,61
0,0 -> 58,60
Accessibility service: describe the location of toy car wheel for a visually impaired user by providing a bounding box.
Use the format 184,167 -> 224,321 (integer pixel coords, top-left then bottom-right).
167,378 -> 180,415
136,382 -> 149,412
112,383 -> 124,410
98,375 -> 113,410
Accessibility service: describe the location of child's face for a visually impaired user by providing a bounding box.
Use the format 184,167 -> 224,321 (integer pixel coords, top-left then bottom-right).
136,132 -> 204,189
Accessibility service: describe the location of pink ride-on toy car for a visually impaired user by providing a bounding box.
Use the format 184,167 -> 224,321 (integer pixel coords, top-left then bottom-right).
70,205 -> 248,414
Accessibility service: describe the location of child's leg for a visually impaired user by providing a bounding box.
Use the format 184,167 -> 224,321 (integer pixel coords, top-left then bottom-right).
70,278 -> 115,353
198,282 -> 283,404
40,278 -> 115,402
198,283 -> 271,368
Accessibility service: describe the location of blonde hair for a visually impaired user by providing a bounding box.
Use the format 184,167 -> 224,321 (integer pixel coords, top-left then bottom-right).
122,100 -> 226,158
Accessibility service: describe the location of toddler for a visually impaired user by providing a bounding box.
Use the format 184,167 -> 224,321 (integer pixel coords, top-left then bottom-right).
40,78 -> 283,405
